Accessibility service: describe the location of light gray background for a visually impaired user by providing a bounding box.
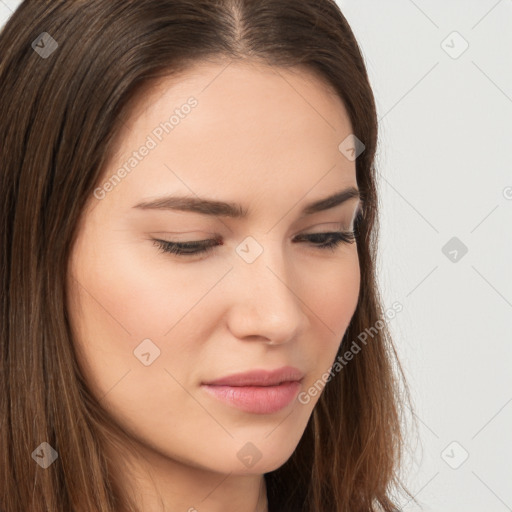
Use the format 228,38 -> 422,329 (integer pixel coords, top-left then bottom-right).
339,1 -> 512,511
1,1 -> 511,510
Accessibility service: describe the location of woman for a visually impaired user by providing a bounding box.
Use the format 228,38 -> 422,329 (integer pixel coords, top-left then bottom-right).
0,1 -> 415,511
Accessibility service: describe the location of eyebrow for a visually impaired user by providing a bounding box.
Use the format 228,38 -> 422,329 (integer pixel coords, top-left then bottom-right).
132,186 -> 361,219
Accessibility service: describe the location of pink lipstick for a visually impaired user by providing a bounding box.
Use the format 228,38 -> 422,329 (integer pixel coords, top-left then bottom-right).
201,366 -> 304,414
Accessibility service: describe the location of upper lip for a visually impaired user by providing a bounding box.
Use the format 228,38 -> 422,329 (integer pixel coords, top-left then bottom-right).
202,366 -> 304,387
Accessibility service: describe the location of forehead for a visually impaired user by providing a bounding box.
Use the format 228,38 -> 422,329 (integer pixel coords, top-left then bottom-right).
98,59 -> 356,214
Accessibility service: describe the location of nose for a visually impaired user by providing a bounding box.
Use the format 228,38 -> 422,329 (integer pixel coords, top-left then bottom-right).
225,243 -> 309,345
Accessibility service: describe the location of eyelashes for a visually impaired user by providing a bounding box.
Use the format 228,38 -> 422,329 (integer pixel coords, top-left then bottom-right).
151,230 -> 357,259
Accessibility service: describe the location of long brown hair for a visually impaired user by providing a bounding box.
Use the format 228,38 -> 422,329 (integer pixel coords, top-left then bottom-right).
0,1 -> 417,510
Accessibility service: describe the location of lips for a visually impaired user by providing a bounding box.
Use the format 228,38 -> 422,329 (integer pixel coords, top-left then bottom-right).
201,366 -> 305,414
201,381 -> 302,414
202,365 -> 305,387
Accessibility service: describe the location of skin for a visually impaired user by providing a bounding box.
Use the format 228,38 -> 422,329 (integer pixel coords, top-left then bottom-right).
67,58 -> 362,512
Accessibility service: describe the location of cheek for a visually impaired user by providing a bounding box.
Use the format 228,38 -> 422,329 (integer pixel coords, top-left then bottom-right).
69,228 -> 211,342
66,225 -> 213,403
307,250 -> 360,334
299,250 -> 360,380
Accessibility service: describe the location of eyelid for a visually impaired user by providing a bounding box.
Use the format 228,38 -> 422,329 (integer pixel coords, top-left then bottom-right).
148,231 -> 220,241
300,221 -> 351,233
150,221 -> 352,240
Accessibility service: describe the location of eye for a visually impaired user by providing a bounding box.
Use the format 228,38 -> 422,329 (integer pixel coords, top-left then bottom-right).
152,237 -> 221,258
151,230 -> 357,258
293,230 -> 356,252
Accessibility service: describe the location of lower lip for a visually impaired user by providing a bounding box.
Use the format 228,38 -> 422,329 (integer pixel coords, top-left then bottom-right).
201,381 -> 302,414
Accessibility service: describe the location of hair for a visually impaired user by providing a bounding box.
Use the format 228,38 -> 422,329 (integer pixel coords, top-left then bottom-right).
0,1 -> 418,511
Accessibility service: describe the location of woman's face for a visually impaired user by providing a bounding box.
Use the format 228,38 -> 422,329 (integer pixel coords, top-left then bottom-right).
67,59 -> 361,482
